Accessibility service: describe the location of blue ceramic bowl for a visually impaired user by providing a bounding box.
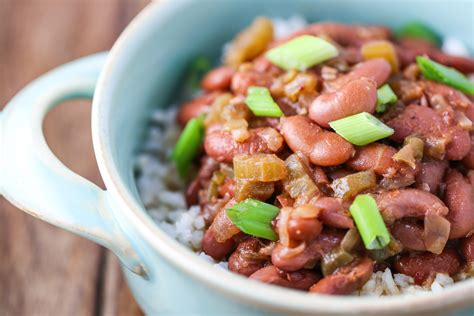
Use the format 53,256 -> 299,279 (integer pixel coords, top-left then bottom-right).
1,0 -> 473,315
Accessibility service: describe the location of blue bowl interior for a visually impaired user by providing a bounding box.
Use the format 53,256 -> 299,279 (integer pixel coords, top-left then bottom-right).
103,0 -> 473,207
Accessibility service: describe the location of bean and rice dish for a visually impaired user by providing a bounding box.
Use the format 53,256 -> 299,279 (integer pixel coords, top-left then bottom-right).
135,17 -> 474,296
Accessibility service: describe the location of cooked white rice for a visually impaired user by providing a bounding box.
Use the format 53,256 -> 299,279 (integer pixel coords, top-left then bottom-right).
134,17 -> 470,295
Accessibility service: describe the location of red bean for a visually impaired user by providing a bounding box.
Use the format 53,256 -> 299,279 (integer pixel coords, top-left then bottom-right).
394,249 -> 462,285
347,143 -> 416,189
423,81 -> 473,111
309,78 -> 377,128
202,66 -> 235,91
177,92 -> 219,126
228,237 -> 269,277
414,160 -> 448,194
287,209 -> 323,242
444,169 -> 474,239
249,265 -> 321,291
185,156 -> 219,206
309,257 -> 374,295
204,127 -> 284,162
280,116 -> 354,166
391,219 -> 426,251
396,38 -> 474,73
374,188 -> 449,224
202,229 -> 237,261
330,59 -> 391,89
461,235 -> 474,263
231,69 -> 273,95
462,135 -> 474,169
272,229 -> 344,272
311,197 -> 354,229
387,104 -> 471,160
346,143 -> 397,176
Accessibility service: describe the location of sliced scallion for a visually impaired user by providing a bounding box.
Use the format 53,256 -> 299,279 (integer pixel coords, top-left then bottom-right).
329,112 -> 394,146
171,115 -> 205,177
395,21 -> 442,47
376,84 -> 398,113
245,86 -> 283,117
416,56 -> 474,95
349,195 -> 390,250
265,35 -> 339,71
227,198 -> 280,240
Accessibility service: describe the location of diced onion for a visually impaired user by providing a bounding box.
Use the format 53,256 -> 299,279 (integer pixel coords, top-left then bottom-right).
278,207 -> 291,247
293,204 -> 321,219
279,242 -> 306,258
233,153 -> 287,182
424,214 -> 450,254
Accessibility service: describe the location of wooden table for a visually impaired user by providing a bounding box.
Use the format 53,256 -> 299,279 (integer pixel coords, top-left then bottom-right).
0,1 -> 148,315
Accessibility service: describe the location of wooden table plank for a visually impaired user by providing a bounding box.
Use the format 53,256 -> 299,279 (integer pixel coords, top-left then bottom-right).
0,1 -> 147,315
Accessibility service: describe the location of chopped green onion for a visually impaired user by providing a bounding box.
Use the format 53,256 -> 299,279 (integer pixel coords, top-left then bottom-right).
376,84 -> 398,113
245,86 -> 283,117
227,198 -> 280,240
349,195 -> 390,250
395,21 -> 442,47
171,114 -> 205,177
417,56 -> 474,95
265,35 -> 339,71
329,112 -> 394,146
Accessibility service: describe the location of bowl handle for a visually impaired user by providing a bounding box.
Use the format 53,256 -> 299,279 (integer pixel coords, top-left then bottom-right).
0,53 -> 147,279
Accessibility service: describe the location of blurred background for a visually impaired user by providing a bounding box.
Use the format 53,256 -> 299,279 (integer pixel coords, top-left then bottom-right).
0,1 -> 148,315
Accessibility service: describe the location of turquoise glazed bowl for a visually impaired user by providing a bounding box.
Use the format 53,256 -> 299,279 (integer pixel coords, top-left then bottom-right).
1,0 -> 473,315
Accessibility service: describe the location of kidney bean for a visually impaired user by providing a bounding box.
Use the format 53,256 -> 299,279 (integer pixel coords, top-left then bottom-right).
204,127 -> 284,163
391,219 -> 426,251
396,38 -> 474,73
280,116 -> 354,166
330,59 -> 391,90
202,229 -> 237,261
461,235 -> 474,263
231,69 -> 273,95
424,81 -> 473,111
346,143 -> 416,189
228,237 -> 269,277
311,197 -> 354,229
309,78 -> 377,128
462,135 -> 474,169
374,188 -> 449,224
309,257 -> 374,295
394,248 -> 462,285
272,229 -> 344,272
387,104 -> 471,160
414,160 -> 448,194
444,169 -> 474,239
185,156 -> 219,206
287,207 -> 323,242
177,92 -> 219,126
347,143 -> 397,176
201,66 -> 235,91
250,265 -> 321,291
445,128 -> 472,161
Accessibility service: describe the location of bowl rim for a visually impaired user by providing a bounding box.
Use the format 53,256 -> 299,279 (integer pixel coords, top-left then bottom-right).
92,0 -> 474,314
